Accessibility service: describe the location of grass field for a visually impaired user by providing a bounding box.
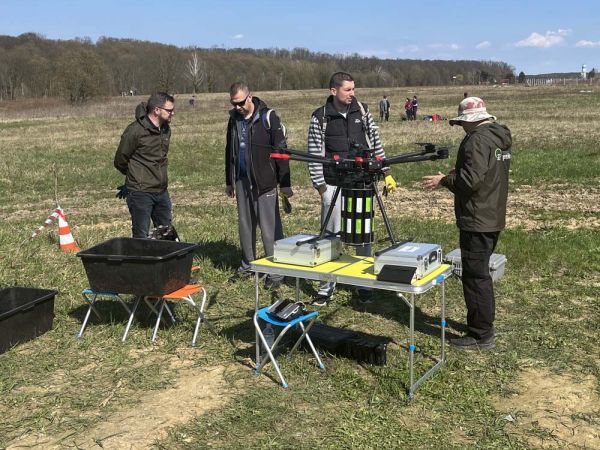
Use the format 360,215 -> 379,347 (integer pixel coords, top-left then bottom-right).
1,85 -> 599,449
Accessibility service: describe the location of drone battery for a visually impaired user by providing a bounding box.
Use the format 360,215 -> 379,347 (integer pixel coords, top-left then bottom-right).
273,234 -> 342,267
374,243 -> 442,281
341,188 -> 374,246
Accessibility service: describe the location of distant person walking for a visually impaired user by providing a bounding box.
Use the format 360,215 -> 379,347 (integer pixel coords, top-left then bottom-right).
422,97 -> 512,350
464,92 -> 469,99
379,95 -> 391,121
404,97 -> 412,120
411,95 -> 419,120
114,92 -> 175,238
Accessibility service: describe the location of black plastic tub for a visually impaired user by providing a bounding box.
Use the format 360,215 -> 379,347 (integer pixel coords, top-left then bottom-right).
0,287 -> 57,354
77,238 -> 199,296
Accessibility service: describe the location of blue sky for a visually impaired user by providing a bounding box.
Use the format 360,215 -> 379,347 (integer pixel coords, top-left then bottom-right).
2,0 -> 599,75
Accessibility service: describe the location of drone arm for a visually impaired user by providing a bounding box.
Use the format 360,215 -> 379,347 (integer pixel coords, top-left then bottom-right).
271,148 -> 336,165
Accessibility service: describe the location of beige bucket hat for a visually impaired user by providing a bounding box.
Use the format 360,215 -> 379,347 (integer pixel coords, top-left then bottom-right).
449,96 -> 496,126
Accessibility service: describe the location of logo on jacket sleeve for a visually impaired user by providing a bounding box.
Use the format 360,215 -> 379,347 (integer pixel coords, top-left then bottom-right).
495,148 -> 502,161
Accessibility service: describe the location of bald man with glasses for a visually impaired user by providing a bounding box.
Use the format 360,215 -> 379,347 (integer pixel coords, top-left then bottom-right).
225,82 -> 292,292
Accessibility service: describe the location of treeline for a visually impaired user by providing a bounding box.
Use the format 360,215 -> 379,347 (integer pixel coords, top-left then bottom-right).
0,33 -> 515,102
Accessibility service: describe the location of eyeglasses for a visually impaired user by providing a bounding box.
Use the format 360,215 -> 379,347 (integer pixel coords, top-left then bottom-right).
157,106 -> 175,114
230,94 -> 250,107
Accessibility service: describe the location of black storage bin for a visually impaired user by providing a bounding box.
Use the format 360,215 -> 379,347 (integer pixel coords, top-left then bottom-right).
0,287 -> 57,354
77,238 -> 199,296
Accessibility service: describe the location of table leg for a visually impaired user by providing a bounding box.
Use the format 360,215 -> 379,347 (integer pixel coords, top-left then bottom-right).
441,280 -> 446,362
254,271 -> 260,371
408,293 -> 415,399
408,282 -> 447,399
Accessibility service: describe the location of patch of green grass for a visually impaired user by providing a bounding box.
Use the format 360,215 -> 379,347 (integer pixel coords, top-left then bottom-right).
1,85 -> 599,449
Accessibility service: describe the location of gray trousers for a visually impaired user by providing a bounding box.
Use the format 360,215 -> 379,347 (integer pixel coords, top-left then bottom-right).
317,185 -> 371,297
236,178 -> 283,279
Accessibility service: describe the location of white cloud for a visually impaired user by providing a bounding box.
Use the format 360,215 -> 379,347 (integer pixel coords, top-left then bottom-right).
476,41 -> 491,49
515,29 -> 571,48
428,43 -> 461,50
231,34 -> 244,39
396,45 -> 419,53
357,49 -> 390,57
576,39 -> 600,48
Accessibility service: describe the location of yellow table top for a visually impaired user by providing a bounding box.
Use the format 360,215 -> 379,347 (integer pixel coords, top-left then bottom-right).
251,256 -> 451,288
251,254 -> 365,274
333,258 -> 450,287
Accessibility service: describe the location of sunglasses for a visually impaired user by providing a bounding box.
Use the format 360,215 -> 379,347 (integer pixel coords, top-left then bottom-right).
230,94 -> 250,107
157,106 -> 175,113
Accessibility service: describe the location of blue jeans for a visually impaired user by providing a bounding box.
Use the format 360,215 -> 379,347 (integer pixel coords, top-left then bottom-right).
126,190 -> 172,238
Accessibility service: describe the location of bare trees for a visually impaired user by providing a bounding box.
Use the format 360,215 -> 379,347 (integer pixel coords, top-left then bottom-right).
54,49 -> 109,102
0,34 -> 518,99
186,51 -> 207,94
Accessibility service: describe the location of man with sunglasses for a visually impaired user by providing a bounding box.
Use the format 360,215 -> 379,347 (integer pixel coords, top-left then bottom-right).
115,92 -> 175,238
225,82 -> 292,291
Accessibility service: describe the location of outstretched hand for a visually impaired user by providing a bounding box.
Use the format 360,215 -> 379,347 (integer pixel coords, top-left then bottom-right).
422,172 -> 445,190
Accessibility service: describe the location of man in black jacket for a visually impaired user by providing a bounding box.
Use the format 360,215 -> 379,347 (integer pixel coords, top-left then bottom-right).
423,96 -> 512,350
225,82 -> 292,289
115,92 -> 175,238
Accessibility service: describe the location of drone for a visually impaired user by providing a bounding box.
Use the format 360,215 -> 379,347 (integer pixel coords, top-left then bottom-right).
271,142 -> 449,250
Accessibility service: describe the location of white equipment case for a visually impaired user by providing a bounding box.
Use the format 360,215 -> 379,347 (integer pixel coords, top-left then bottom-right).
374,242 -> 442,280
444,249 -> 507,282
273,234 -> 342,267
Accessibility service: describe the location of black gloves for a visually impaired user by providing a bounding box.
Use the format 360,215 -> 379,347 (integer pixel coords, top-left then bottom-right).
116,184 -> 129,199
280,187 -> 294,198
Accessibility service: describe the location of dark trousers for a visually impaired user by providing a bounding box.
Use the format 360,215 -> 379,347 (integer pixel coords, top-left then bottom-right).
459,230 -> 500,340
126,190 -> 172,238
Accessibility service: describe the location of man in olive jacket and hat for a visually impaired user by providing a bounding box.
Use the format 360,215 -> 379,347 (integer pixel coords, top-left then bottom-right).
423,96 -> 512,350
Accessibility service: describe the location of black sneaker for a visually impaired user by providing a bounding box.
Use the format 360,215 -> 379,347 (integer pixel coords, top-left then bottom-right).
449,334 -> 495,351
311,294 -> 332,307
228,269 -> 253,282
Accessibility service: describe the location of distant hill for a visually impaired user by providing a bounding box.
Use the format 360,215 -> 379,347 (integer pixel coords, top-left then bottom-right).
0,33 -> 515,101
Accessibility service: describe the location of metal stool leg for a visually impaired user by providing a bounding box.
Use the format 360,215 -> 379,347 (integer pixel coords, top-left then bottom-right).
78,291 -> 103,339
190,288 -> 207,347
151,299 -> 166,343
290,320 -> 325,370
253,314 -> 289,388
122,296 -> 142,342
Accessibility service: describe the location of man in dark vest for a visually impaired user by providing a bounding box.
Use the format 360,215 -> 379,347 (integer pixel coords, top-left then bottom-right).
423,96 -> 512,350
307,72 -> 397,306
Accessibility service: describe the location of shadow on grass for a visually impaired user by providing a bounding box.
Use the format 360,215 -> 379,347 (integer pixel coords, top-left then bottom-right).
193,239 -> 240,273
347,289 -> 469,339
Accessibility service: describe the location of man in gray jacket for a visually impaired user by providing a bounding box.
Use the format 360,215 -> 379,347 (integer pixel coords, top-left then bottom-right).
114,92 -> 175,238
423,96 -> 511,350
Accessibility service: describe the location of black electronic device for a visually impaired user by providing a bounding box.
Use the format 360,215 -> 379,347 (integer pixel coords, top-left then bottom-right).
290,323 -> 391,366
267,299 -> 304,321
376,265 -> 417,284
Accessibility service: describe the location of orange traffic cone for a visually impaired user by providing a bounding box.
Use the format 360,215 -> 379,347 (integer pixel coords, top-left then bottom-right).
56,208 -> 80,252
